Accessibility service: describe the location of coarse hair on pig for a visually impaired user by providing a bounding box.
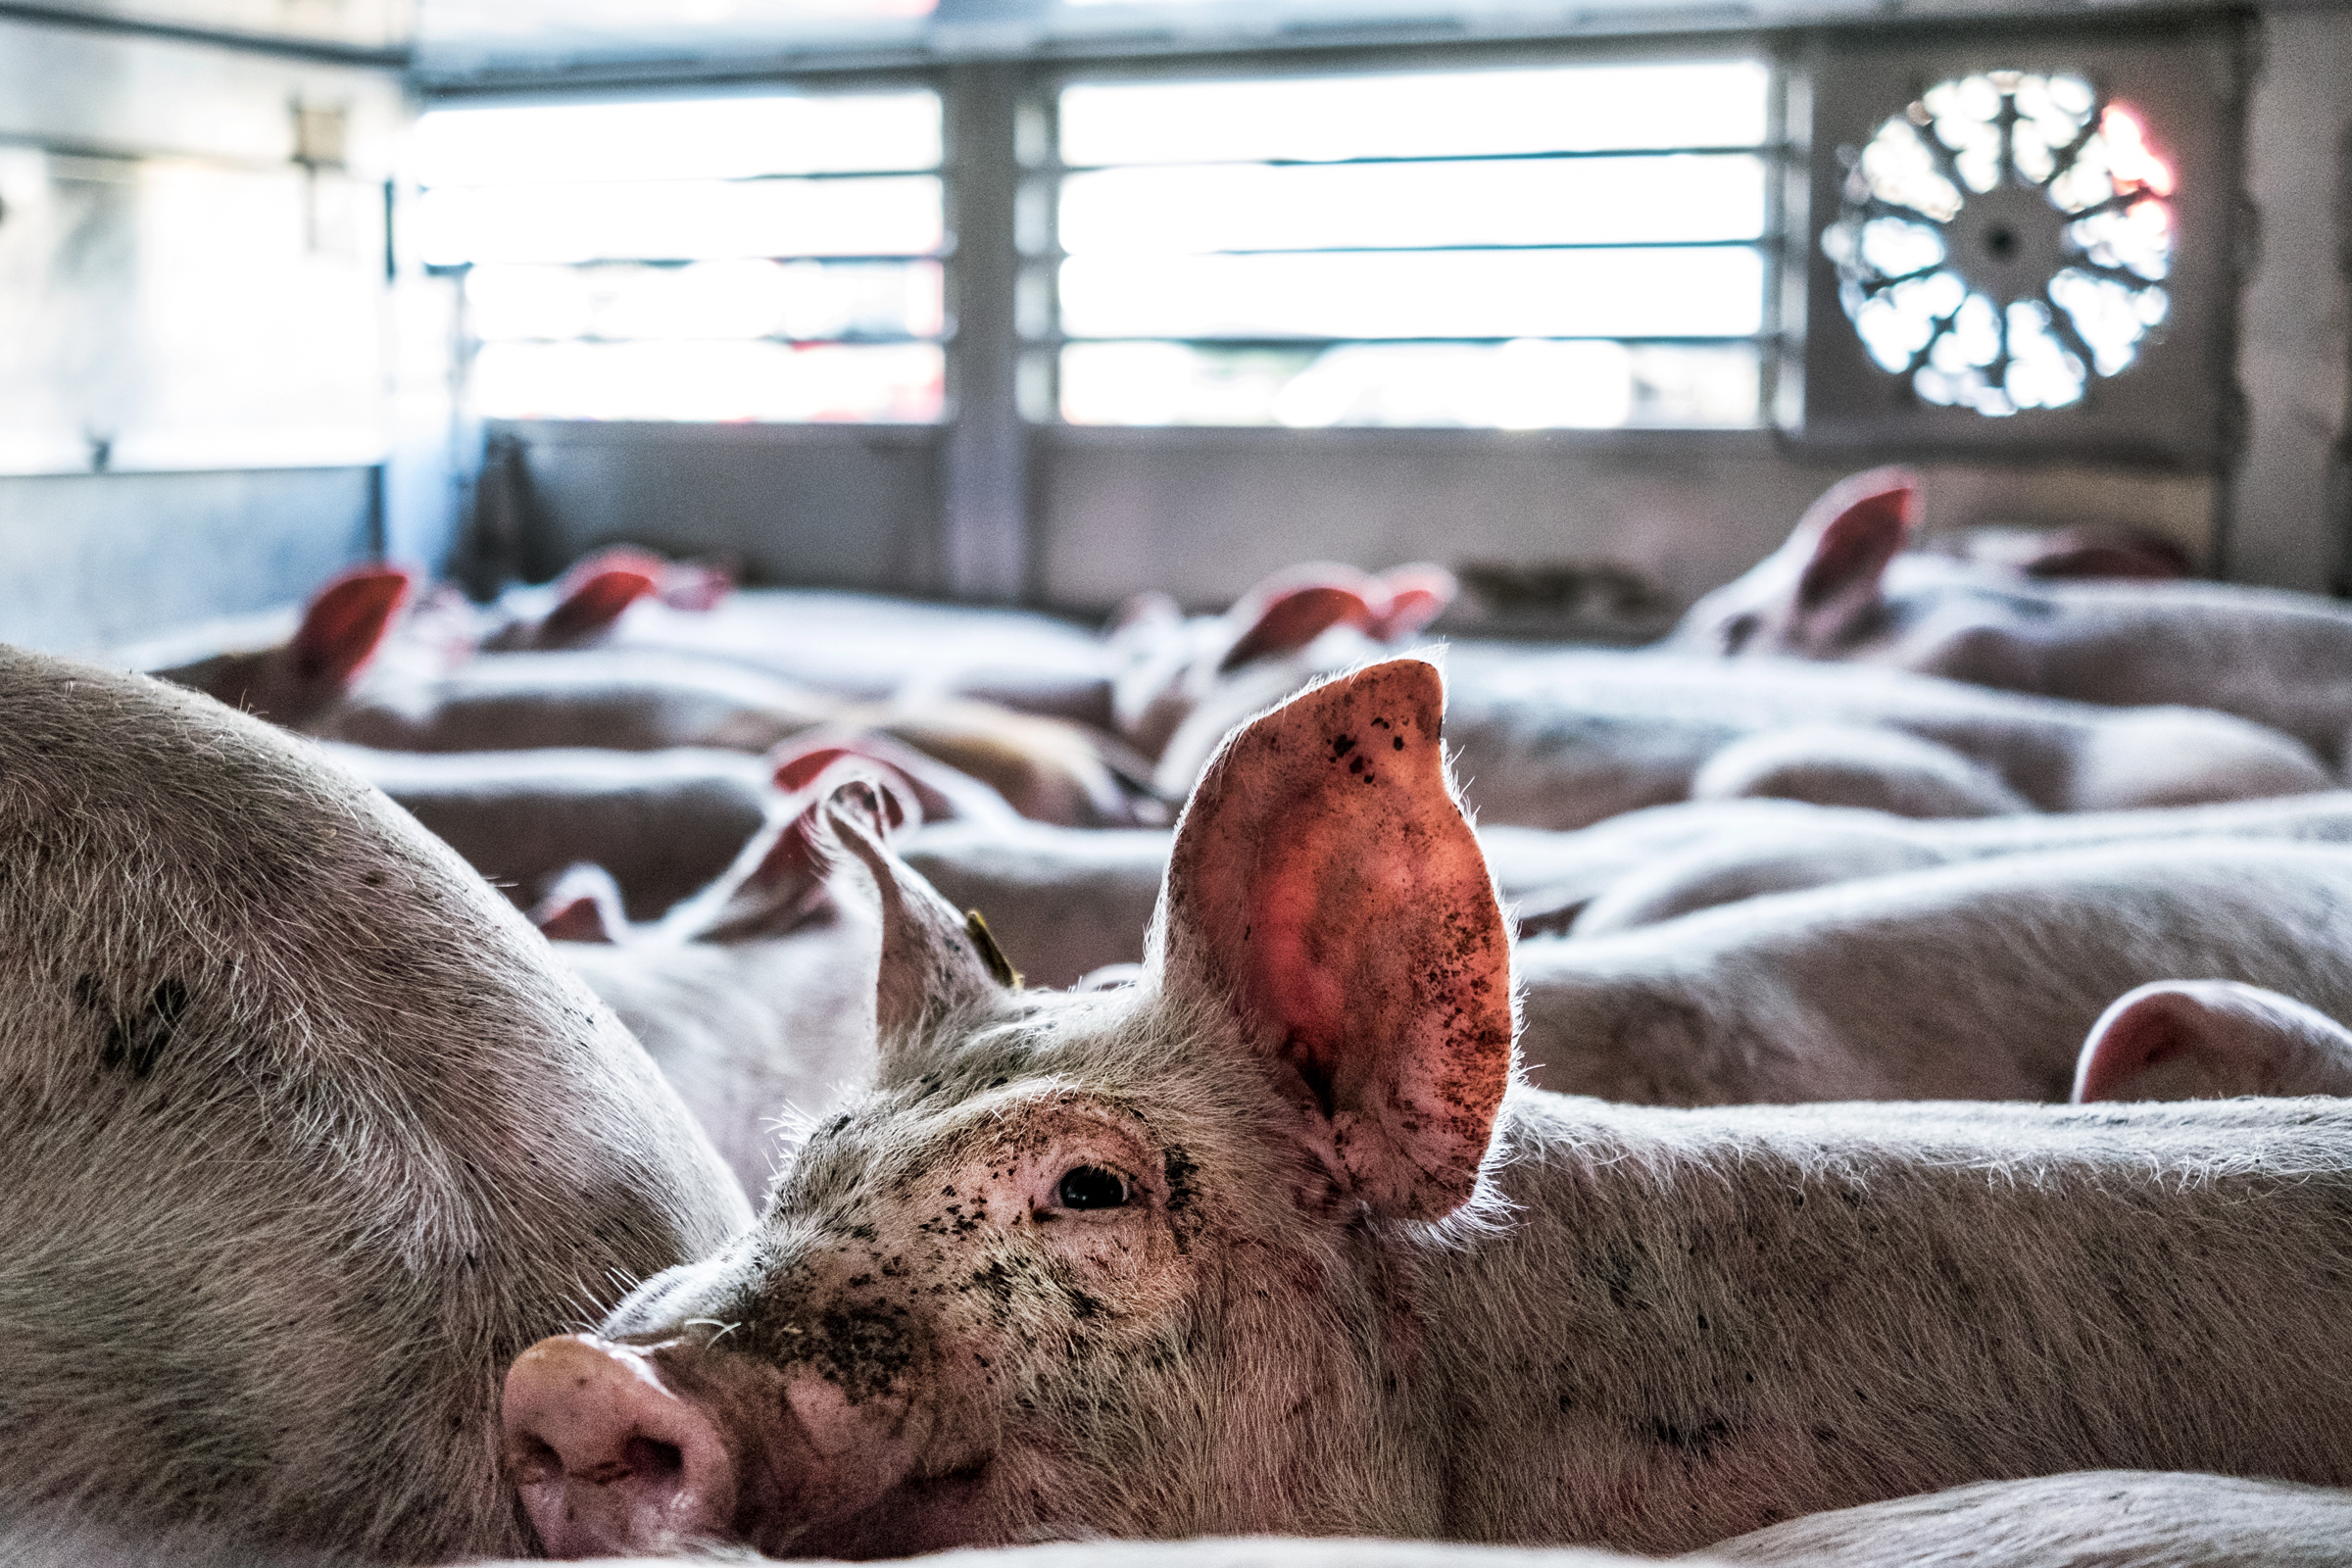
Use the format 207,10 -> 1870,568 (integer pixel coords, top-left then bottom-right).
504,655 -> 2352,1564
0,647 -> 748,1562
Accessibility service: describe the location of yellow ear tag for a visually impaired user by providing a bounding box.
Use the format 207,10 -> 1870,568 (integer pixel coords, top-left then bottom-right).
964,909 -> 1023,990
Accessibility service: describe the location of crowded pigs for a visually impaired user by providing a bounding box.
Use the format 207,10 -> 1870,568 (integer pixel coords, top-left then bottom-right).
501,662 -> 2352,1560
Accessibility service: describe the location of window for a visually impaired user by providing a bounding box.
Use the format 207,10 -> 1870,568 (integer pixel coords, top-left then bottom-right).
1032,58 -> 1779,429
412,90 -> 946,422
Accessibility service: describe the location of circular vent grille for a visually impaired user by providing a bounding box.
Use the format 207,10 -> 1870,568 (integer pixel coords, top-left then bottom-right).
1824,72 -> 2176,417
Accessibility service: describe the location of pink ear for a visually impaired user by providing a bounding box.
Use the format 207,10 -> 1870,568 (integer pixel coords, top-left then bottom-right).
1789,466 -> 1919,623
1371,564 -> 1458,640
2072,985 -> 2204,1102
1219,564 -> 1385,673
290,565 -> 414,688
771,746 -> 912,834
537,564 -> 659,648
531,864 -> 629,945
1159,658 -> 1512,1221
2073,980 -> 2349,1102
680,760 -> 916,943
818,774 -> 1016,1038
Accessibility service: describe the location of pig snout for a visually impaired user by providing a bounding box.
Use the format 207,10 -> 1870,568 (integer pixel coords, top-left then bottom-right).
502,1334 -> 735,1557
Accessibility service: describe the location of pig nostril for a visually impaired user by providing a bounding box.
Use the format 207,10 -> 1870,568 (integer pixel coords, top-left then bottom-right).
623,1434 -> 686,1482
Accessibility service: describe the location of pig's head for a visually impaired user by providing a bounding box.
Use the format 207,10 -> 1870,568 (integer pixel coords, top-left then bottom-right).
659,757 -> 922,944
481,551 -> 667,652
155,564 -> 414,725
1110,564 -> 1452,768
502,658 -> 1516,1557
1669,467 -> 1920,660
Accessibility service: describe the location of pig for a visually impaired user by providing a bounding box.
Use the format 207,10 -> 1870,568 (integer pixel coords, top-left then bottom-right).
604,588 -> 1123,728
1708,1470 -> 2352,1567
319,743 -> 772,921
450,1472 -> 2352,1568
0,645 -> 748,1563
500,659 -> 2352,1561
133,556 -> 683,726
2071,980 -> 2352,1103
321,658 -> 1152,830
548,763 -> 929,1199
1671,466 -> 2352,772
1569,790 -> 2352,936
315,648 -> 841,754
476,546 -> 734,653
896,814 -> 1755,991
1149,640 -> 2333,829
130,563 -> 416,728
1520,839 -> 2352,1104
1111,563 -> 1456,763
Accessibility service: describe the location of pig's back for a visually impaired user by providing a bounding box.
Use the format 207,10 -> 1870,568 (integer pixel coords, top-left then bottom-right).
1517,841 -> 2352,1103
1436,1091 -> 2352,1551
0,650 -> 748,1560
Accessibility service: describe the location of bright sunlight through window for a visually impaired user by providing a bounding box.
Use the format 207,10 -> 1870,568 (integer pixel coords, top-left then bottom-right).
414,91 -> 945,422
1044,60 -> 1775,429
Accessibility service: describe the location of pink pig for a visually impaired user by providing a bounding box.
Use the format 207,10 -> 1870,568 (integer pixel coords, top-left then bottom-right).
500,660 -> 2352,1560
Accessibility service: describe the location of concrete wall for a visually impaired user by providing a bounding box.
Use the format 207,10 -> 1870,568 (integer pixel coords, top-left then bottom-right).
0,466 -> 378,654
488,420 -> 943,594
2228,4 -> 2352,591
1034,428 -> 2215,630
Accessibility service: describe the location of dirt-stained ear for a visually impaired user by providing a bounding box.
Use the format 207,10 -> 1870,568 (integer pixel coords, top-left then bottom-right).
819,777 -> 1014,1042
290,565 -> 414,688
1786,467 -> 1918,647
1156,658 -> 1513,1221
2074,980 -> 2352,1102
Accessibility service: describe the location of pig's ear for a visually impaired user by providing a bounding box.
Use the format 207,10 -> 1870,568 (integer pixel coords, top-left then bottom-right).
821,777 -> 1013,1041
1157,658 -> 1514,1222
290,565 -> 413,688
532,864 -> 630,945
1372,564 -> 1457,641
1219,568 -> 1383,672
2072,981 -> 2330,1102
537,562 -> 660,647
1786,467 -> 1918,646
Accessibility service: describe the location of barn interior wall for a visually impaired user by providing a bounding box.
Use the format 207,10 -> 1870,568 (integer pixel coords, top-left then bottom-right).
2229,4 -> 2352,595
0,10 -> 445,657
6,5 -> 2352,652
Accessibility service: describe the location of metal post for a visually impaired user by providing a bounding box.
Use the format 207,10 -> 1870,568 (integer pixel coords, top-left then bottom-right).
942,61 -> 1028,603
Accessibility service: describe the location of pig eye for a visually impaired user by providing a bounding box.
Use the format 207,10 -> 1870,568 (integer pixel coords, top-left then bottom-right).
1055,1165 -> 1131,1210
1721,613 -> 1760,654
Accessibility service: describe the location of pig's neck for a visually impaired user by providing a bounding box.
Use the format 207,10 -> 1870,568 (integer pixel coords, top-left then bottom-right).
1410,1090 -> 2352,1553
